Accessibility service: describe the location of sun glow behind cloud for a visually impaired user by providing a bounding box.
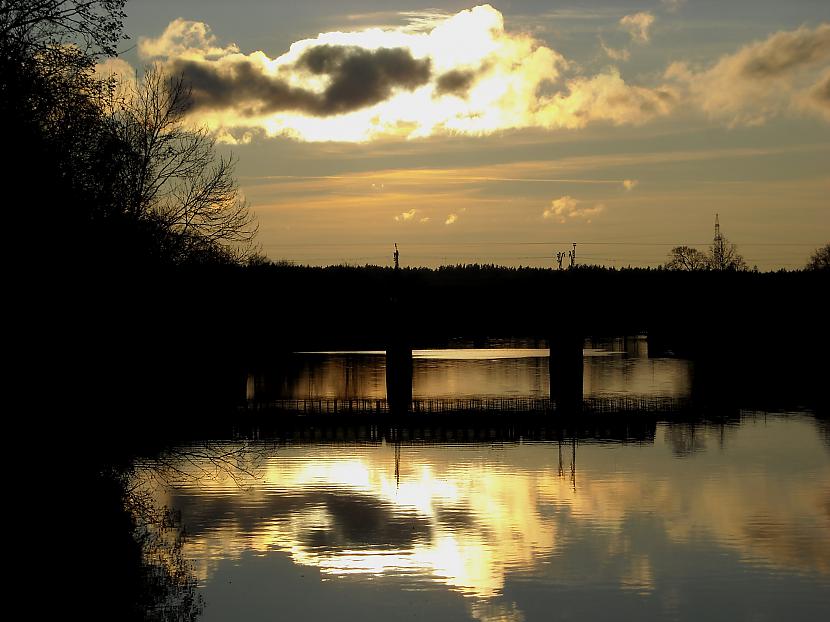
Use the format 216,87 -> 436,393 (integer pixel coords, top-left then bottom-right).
136,4 -> 681,142
128,6 -> 830,145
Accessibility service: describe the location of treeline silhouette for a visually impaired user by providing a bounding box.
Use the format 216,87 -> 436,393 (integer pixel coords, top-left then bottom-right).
231,262 -> 826,351
4,4 -> 240,620
4,5 -> 255,272
3,2 -> 256,434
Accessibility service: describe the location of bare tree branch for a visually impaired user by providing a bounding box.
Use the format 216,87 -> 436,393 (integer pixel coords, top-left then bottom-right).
111,65 -> 259,262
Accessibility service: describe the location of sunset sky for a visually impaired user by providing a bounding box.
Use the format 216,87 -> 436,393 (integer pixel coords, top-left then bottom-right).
115,1 -> 830,269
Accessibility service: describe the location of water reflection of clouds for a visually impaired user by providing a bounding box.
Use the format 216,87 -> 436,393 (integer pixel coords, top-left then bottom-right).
143,416 -> 830,621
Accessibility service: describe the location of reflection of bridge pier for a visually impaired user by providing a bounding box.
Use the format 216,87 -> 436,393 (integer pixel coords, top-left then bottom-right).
550,333 -> 584,413
624,334 -> 648,358
386,342 -> 413,415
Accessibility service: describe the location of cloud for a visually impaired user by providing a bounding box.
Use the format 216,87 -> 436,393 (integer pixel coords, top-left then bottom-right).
445,213 -> 458,225
660,0 -> 686,13
809,71 -> 830,107
740,25 -> 830,78
623,179 -> 639,191
666,23 -> 830,125
543,196 -> 605,223
139,18 -> 239,60
435,68 -> 480,97
798,69 -> 830,121
94,57 -> 136,83
137,5 -> 674,142
169,45 -> 431,117
601,40 -> 630,62
296,44 -> 431,112
537,69 -> 676,128
620,12 -> 655,44
394,209 -> 417,222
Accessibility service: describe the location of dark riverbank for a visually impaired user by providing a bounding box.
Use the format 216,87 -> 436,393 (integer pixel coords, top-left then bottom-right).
39,262 -> 822,461
136,262 -> 827,350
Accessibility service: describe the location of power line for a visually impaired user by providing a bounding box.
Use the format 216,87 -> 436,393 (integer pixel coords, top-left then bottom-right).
260,241 -> 823,248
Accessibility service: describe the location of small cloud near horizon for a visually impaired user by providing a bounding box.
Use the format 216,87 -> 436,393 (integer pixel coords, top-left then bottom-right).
543,195 -> 605,223
394,209 -> 417,222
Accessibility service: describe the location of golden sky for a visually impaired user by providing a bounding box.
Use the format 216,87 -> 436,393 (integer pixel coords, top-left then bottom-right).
113,2 -> 830,268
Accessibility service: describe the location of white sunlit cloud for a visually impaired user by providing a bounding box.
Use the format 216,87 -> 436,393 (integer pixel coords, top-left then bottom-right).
601,11 -> 655,63
394,209 -> 418,222
620,12 -> 655,44
138,19 -> 240,60
126,6 -> 830,143
543,196 -> 605,223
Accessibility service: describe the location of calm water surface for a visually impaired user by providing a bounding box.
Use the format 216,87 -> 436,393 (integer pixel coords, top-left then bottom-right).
134,345 -> 830,621
247,337 -> 690,401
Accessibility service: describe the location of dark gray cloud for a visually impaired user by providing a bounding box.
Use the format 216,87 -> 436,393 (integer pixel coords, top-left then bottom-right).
170,44 -> 431,117
435,69 -> 478,97
297,44 -> 431,114
171,58 -> 319,115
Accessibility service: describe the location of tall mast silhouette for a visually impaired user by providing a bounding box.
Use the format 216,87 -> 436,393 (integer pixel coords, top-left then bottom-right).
712,214 -> 725,270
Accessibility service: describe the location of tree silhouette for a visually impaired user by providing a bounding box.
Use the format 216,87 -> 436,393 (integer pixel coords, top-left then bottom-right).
0,1 -> 126,55
664,246 -> 709,271
708,234 -> 747,271
665,231 -> 747,271
805,244 -> 829,271
3,2 -> 258,267
110,65 -> 258,263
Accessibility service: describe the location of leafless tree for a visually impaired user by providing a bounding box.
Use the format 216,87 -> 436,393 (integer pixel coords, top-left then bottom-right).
0,1 -> 126,55
709,235 -> 748,271
112,65 -> 258,262
664,246 -> 709,270
805,243 -> 829,271
665,242 -> 747,271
